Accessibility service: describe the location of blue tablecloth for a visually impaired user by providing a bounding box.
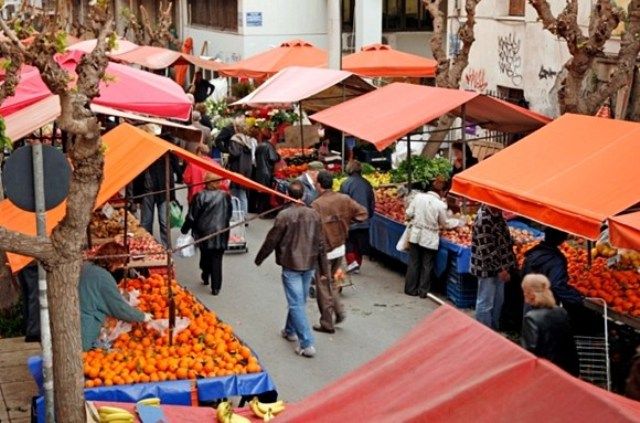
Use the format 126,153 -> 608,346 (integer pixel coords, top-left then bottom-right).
370,213 -> 542,274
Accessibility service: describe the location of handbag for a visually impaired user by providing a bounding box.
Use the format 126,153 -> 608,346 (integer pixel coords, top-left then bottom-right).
396,225 -> 412,252
169,201 -> 185,228
174,233 -> 196,258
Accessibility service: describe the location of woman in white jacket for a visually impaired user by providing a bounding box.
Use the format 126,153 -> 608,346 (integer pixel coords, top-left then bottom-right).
404,181 -> 449,298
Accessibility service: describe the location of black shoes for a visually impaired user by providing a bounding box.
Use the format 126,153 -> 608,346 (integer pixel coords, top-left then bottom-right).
313,324 -> 335,334
212,289 -> 220,296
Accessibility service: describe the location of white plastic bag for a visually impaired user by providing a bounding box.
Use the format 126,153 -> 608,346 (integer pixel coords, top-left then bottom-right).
146,317 -> 191,336
396,226 -> 411,252
174,234 -> 195,258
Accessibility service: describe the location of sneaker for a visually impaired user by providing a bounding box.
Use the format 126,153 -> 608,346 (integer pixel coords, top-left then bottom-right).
346,262 -> 360,274
335,313 -> 346,324
280,329 -> 298,342
295,345 -> 316,358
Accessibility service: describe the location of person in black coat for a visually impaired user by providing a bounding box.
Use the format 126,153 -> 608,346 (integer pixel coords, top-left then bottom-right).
254,136 -> 280,213
450,142 -> 478,176
181,173 -> 232,295
227,128 -> 254,219
521,274 -> 580,376
339,160 -> 375,273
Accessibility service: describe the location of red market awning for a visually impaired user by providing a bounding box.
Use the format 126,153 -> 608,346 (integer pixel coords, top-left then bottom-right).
309,83 -> 550,151
0,123 -> 293,272
57,51 -> 192,121
112,45 -> 223,72
609,212 -> 640,250
218,39 -> 328,79
233,66 -> 373,112
281,304 -> 640,422
3,95 -> 60,141
342,43 -> 437,78
451,114 -> 640,239
67,38 -> 140,56
0,66 -> 50,117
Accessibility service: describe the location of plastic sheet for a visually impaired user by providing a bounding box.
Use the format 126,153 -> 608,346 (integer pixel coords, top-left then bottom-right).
197,371 -> 276,402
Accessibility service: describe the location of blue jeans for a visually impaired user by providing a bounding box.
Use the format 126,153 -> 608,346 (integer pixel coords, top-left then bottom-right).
230,187 -> 247,219
282,268 -> 315,349
140,196 -> 168,248
475,276 -> 504,330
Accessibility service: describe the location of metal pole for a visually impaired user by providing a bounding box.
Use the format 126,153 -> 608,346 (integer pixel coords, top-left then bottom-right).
341,83 -> 346,171
298,101 -> 304,153
32,142 -> 55,422
461,104 -> 467,169
406,135 -> 412,193
164,154 -> 175,345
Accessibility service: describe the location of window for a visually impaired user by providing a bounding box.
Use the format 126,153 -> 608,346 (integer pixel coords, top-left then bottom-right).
189,0 -> 238,32
342,0 -> 355,32
508,0 -> 525,16
383,0 -> 433,32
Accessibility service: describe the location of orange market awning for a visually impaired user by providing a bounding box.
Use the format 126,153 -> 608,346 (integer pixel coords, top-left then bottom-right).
233,66 -> 374,112
1,123 -> 292,272
309,83 -> 550,151
112,46 -> 223,72
609,212 -> 640,250
451,114 -> 640,239
218,39 -> 328,79
342,43 -> 437,78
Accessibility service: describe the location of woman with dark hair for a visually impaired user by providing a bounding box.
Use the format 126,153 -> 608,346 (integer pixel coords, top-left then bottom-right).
451,142 -> 478,176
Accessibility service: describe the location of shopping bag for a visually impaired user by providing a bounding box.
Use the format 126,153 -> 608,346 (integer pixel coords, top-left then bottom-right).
174,233 -> 195,258
169,201 -> 184,228
396,225 -> 411,252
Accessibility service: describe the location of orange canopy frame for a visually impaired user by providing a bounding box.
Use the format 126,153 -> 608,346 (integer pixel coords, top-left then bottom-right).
218,39 -> 328,79
342,43 -> 437,78
281,305 -> 640,422
451,114 -> 640,240
309,83 -> 550,151
609,212 -> 640,250
0,123 -> 292,273
112,46 -> 223,72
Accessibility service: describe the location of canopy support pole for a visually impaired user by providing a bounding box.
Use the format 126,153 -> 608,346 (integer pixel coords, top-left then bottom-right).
164,153 -> 176,345
587,240 -> 593,268
341,82 -> 346,171
460,104 -> 468,214
406,135 -> 412,193
32,141 -> 55,422
298,101 -> 304,153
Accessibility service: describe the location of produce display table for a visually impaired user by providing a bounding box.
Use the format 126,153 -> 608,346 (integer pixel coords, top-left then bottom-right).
584,299 -> 640,331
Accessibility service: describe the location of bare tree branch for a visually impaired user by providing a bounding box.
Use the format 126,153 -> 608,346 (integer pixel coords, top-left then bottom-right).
0,228 -> 55,263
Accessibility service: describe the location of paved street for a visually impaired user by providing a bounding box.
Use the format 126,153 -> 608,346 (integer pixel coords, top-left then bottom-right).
172,215 -> 438,402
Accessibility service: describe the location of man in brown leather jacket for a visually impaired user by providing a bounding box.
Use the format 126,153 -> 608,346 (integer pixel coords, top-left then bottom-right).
311,170 -> 368,333
255,180 -> 330,358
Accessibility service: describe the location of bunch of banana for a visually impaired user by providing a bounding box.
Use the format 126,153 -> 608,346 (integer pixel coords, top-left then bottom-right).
97,406 -> 134,423
216,401 -> 251,423
137,397 -> 161,407
249,398 -> 286,422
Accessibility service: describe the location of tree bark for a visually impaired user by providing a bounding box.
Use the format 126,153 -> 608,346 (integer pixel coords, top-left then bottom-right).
422,0 -> 480,157
0,251 -> 19,313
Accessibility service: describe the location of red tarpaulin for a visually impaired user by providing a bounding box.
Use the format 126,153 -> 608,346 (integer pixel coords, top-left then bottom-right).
218,39 -> 328,79
0,123 -> 293,272
610,211 -> 640,250
111,45 -> 223,72
451,114 -> 640,239
67,38 -> 140,56
342,43 -> 437,78
310,83 -> 550,151
1,52 -> 192,121
281,305 -> 640,422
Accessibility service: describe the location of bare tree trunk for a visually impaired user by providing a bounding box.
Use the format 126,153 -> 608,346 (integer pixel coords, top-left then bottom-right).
0,251 -> 19,312
422,0 -> 480,157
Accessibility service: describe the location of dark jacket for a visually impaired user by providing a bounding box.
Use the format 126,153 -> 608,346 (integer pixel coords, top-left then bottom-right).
215,124 -> 235,154
312,190 -> 368,251
132,157 -> 178,203
79,263 -> 145,351
522,306 -> 579,376
194,79 -> 215,103
523,242 -> 583,305
470,205 -> 515,278
227,134 -> 254,190
181,189 -> 232,250
339,174 -> 375,230
254,142 -> 280,187
255,205 -> 330,276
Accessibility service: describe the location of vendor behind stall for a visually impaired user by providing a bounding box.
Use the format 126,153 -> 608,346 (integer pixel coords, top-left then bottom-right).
80,242 -> 151,351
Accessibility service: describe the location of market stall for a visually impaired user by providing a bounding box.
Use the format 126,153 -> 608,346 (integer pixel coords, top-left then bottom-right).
609,211 -> 640,251
218,39 -> 327,79
342,43 -> 437,78
279,304 -> 640,422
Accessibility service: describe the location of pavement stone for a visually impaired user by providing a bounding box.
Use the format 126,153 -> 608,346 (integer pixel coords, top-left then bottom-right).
2,381 -> 34,420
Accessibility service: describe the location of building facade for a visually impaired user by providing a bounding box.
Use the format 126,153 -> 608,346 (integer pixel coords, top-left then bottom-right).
176,0 -> 439,63
448,0 -> 624,117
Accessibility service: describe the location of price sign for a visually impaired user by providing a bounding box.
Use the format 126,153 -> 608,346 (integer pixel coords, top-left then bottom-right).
102,203 -> 115,219
607,254 -> 621,267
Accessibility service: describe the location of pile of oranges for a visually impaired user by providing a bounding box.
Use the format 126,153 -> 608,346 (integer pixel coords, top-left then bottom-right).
516,242 -> 640,318
83,274 -> 262,388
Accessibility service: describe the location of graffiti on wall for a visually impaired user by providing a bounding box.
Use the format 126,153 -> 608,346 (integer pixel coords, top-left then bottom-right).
463,68 -> 488,93
538,65 -> 558,80
497,33 -> 523,86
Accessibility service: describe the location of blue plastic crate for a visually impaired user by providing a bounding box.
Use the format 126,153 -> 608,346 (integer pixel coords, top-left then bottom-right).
446,272 -> 477,309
